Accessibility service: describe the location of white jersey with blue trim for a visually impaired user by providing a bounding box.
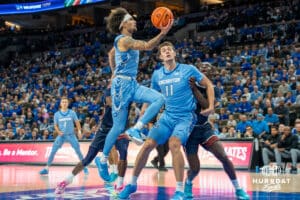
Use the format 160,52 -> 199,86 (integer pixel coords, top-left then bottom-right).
114,35 -> 139,78
54,109 -> 78,135
151,63 -> 204,115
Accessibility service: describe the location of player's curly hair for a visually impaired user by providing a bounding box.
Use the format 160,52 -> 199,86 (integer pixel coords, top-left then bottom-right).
106,7 -> 128,34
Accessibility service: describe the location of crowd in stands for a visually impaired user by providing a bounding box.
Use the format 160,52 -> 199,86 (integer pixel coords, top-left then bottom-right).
0,0 -> 299,155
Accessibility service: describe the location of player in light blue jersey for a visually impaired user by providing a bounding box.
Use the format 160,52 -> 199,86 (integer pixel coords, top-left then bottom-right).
97,7 -> 173,182
118,41 -> 215,200
39,97 -> 88,175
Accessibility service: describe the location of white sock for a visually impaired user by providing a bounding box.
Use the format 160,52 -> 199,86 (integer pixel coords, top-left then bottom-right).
45,166 -> 49,170
176,182 -> 184,192
134,121 -> 144,130
111,164 -> 118,174
231,179 -> 240,190
117,176 -> 124,188
100,155 -> 108,164
65,173 -> 74,184
130,176 -> 138,185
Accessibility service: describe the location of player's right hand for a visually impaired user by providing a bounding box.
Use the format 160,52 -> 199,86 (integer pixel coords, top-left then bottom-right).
160,19 -> 174,35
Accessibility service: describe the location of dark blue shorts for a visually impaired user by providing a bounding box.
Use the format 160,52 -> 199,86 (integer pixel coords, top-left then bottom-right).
185,122 -> 219,155
90,126 -> 111,151
115,137 -> 129,160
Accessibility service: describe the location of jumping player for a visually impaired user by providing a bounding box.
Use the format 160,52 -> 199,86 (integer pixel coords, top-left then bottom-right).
183,77 -> 249,200
39,96 -> 88,175
97,7 -> 173,182
118,41 -> 215,200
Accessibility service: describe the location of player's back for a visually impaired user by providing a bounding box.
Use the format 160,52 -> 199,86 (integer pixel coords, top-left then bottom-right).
114,35 -> 139,78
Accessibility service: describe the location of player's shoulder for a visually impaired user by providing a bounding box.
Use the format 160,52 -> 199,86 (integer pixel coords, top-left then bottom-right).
178,63 -> 197,71
68,109 -> 76,115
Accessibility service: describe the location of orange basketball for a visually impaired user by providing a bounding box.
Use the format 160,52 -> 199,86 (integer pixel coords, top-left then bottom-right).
151,7 -> 173,29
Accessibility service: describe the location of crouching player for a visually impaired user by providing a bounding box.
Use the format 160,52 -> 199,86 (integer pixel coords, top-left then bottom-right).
184,77 -> 249,200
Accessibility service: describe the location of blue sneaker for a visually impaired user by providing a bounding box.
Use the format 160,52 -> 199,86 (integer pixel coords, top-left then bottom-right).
109,172 -> 118,183
236,188 -> 249,200
118,184 -> 137,199
95,156 -> 110,182
184,181 -> 193,199
171,191 -> 185,200
83,167 -> 89,175
125,128 -> 144,145
39,168 -> 48,175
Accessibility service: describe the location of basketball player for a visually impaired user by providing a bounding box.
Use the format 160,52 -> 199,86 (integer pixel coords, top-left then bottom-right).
55,88 -> 129,194
97,7 -> 173,182
183,77 -> 249,200
39,96 -> 88,175
118,41 -> 215,200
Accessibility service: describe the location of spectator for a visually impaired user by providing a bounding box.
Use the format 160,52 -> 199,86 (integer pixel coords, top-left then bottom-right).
277,79 -> 291,95
238,95 -> 252,113
208,114 -> 220,136
219,127 -> 229,138
262,126 -> 281,167
264,107 -> 279,126
275,126 -> 298,169
290,123 -> 300,173
227,97 -> 239,114
236,114 -> 252,135
227,114 -> 237,127
219,108 -> 229,120
274,100 -> 290,125
292,119 -> 300,135
250,86 -> 263,102
252,113 -> 269,139
244,126 -> 254,138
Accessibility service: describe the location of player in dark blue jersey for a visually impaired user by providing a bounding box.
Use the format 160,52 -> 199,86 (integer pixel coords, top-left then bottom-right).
183,77 -> 249,200
55,88 -> 129,194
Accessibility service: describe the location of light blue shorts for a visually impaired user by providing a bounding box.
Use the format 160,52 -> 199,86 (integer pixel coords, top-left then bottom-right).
148,111 -> 196,145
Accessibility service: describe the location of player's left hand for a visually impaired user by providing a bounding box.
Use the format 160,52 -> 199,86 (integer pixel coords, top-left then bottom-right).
200,106 -> 214,116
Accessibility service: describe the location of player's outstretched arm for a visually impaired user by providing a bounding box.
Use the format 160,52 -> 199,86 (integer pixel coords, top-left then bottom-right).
120,19 -> 174,51
108,47 -> 115,74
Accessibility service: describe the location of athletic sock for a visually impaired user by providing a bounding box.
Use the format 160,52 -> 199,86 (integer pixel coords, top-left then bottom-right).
117,176 -> 124,188
176,182 -> 184,192
130,176 -> 138,185
231,179 -> 240,190
133,121 -> 144,130
65,173 -> 74,184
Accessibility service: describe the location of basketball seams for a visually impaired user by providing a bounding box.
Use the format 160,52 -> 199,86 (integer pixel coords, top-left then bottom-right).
151,7 -> 173,29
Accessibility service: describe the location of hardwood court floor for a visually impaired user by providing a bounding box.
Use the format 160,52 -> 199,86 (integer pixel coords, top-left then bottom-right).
0,164 -> 299,199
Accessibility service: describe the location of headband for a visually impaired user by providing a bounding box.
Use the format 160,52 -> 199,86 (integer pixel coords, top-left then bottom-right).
119,13 -> 132,30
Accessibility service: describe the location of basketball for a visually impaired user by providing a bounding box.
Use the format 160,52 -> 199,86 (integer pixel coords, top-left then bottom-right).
151,7 -> 173,29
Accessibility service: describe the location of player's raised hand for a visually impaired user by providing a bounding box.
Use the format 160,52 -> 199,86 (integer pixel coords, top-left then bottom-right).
160,19 -> 174,35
